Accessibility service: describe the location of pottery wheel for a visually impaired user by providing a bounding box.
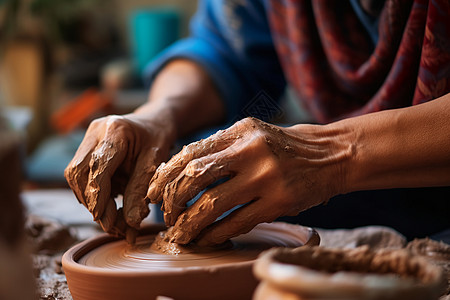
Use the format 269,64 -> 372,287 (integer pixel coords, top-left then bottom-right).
79,222 -> 315,270
63,222 -> 319,300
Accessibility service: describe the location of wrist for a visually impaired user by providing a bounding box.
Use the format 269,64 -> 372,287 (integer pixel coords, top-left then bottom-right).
131,102 -> 178,144
329,98 -> 450,192
141,59 -> 225,139
286,122 -> 356,197
320,122 -> 358,196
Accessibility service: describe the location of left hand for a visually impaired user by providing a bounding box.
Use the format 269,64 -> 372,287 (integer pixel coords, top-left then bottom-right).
64,113 -> 175,240
146,117 -> 346,246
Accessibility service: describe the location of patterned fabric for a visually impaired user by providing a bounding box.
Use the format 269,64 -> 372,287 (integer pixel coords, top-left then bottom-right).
267,0 -> 450,123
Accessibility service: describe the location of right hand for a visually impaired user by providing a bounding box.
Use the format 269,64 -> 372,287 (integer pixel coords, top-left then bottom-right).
64,114 -> 174,240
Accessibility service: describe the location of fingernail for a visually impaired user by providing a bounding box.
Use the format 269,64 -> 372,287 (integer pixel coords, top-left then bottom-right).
171,229 -> 191,245
126,227 -> 138,244
163,212 -> 176,227
146,184 -> 157,203
127,207 -> 141,225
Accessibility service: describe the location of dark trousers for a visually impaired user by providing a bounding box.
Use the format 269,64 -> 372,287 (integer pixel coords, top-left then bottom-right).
278,187 -> 450,241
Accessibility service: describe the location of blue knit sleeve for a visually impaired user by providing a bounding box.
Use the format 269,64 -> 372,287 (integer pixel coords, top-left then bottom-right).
143,0 -> 286,122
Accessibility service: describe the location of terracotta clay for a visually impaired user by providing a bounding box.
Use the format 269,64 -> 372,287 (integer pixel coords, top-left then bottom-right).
406,238 -> 450,295
150,227 -> 234,255
253,246 -> 446,300
62,222 -> 319,300
25,214 -> 78,254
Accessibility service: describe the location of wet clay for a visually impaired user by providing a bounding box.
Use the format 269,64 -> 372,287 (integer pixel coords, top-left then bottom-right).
407,238 -> 450,295
63,222 -> 319,300
25,215 -> 78,255
253,246 -> 446,300
150,227 -> 232,255
78,222 -> 316,270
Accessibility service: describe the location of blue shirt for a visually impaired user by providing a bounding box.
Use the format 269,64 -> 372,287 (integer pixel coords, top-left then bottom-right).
144,0 -> 378,122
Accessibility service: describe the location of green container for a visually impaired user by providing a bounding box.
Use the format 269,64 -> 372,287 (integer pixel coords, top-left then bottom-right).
130,7 -> 180,75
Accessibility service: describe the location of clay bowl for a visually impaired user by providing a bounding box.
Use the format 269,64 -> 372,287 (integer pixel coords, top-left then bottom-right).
253,246 -> 446,300
62,222 -> 319,300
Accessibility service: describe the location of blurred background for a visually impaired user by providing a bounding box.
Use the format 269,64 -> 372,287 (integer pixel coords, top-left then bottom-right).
0,0 -> 197,187
0,4 -> 198,295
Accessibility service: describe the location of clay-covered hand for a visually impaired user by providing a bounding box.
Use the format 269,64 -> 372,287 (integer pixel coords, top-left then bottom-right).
146,117 -> 349,246
65,114 -> 174,239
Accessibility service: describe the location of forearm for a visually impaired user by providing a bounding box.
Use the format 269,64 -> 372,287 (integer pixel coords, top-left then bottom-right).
329,93 -> 450,194
134,59 -> 226,139
286,93 -> 450,198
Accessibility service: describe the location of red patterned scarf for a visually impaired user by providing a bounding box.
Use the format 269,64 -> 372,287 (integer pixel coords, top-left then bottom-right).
268,0 -> 450,123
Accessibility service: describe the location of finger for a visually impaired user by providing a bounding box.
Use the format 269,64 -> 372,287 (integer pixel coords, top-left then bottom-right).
98,207 -> 129,238
64,140 -> 98,207
146,129 -> 235,204
98,198 -> 117,232
123,147 -> 160,228
196,199 -> 282,246
85,138 -> 127,220
65,120 -> 107,206
65,154 -> 92,208
162,149 -> 239,226
168,178 -> 254,244
110,208 -> 128,237
126,227 -> 138,244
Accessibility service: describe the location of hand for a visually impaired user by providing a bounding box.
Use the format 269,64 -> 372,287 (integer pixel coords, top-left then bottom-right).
65,113 -> 174,240
146,117 -> 349,246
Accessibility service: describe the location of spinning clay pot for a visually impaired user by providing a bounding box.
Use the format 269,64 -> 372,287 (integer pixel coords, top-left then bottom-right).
63,222 -> 319,300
